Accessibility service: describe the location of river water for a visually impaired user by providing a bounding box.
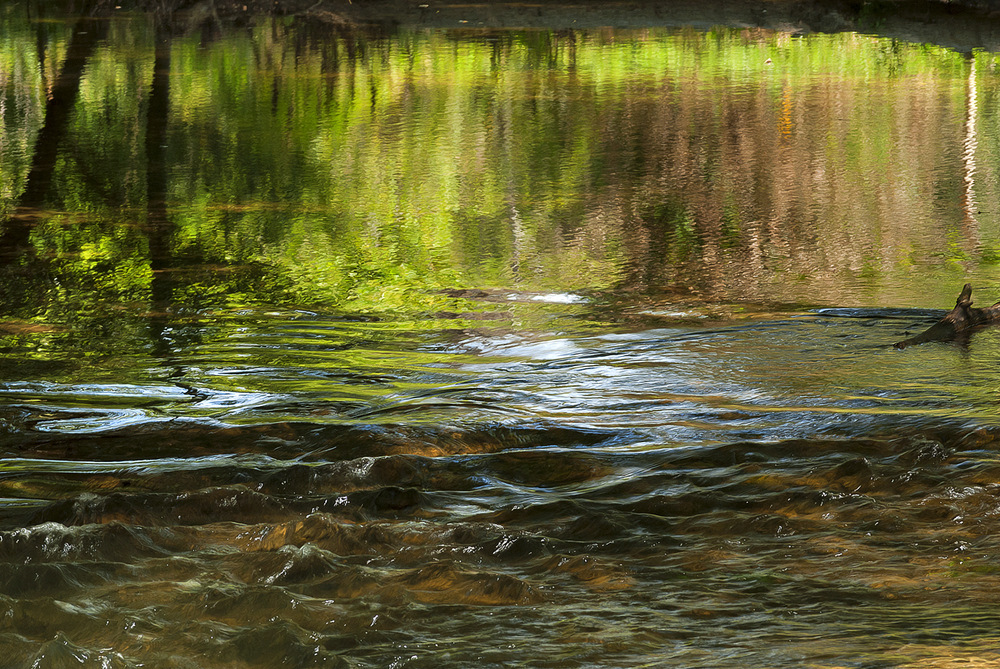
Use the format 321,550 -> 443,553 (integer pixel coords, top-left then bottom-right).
4,6 -> 1000,667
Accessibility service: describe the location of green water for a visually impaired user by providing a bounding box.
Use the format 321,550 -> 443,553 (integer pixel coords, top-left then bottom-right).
4,5 -> 1000,667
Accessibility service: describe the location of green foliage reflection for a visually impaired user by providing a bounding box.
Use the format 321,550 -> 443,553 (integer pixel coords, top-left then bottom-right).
1,12 -> 998,343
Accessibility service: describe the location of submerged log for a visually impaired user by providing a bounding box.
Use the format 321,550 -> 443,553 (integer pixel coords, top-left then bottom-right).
894,283 -> 1000,349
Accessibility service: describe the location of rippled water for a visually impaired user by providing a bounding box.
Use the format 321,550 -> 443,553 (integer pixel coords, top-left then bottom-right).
6,4 -> 1000,667
5,298 -> 1000,667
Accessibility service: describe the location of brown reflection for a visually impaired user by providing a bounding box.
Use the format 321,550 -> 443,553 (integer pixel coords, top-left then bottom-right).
597,38 -> 978,307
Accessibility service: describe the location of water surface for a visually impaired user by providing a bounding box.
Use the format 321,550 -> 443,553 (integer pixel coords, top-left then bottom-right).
3,6 -> 1000,667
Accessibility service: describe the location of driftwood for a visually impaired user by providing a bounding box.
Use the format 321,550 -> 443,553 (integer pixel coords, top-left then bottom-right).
894,283 -> 1000,349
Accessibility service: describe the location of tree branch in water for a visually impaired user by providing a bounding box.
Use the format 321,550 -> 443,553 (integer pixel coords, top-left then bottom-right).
894,284 -> 1000,349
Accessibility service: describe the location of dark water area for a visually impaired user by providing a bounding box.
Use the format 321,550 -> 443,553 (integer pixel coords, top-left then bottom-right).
6,3 -> 1000,667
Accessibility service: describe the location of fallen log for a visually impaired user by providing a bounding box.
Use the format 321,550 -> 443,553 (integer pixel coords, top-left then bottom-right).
894,283 -> 1000,349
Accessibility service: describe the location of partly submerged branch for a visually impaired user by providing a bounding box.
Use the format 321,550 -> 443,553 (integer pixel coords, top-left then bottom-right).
894,283 -> 1000,349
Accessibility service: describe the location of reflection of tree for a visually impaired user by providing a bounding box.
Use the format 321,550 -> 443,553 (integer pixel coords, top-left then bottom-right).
146,17 -> 176,357
1,19 -> 990,330
0,4 -> 105,324
153,26 -> 984,308
962,52 -> 979,239
1,4 -> 104,260
610,34 -> 974,305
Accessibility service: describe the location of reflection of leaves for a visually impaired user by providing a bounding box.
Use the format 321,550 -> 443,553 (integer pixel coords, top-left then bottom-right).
644,200 -> 701,263
1,15 -> 993,341
720,202 -> 742,250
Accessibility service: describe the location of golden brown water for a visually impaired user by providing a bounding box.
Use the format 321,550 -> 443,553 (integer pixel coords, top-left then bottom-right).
4,6 -> 1000,667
